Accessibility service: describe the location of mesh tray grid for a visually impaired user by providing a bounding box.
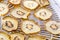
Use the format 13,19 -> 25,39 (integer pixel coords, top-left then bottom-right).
0,0 -> 60,40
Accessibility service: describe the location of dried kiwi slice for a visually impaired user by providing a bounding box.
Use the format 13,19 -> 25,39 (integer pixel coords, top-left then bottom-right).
34,8 -> 52,20
21,20 -> 40,34
9,0 -> 21,5
0,3 -> 9,16
10,7 -> 30,19
23,1 -> 39,10
10,33 -> 24,40
2,16 -> 18,31
28,35 -> 46,40
36,0 -> 49,7
0,32 -> 10,40
46,21 -> 60,34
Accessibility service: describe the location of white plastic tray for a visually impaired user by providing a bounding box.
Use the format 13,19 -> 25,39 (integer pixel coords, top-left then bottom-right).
0,0 -> 60,40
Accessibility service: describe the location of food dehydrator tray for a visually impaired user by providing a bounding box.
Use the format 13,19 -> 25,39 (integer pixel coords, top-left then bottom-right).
0,0 -> 60,40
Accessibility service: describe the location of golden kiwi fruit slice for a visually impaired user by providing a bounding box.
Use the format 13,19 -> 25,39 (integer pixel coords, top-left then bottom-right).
2,16 -> 18,31
34,8 -> 52,20
10,7 -> 30,19
46,21 -> 60,34
0,32 -> 10,40
21,20 -> 40,34
10,33 -> 24,40
28,35 -> 46,40
9,0 -> 21,5
36,0 -> 49,7
23,0 -> 39,10
0,3 -> 9,16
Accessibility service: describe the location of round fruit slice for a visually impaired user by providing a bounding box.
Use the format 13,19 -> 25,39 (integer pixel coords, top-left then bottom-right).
10,33 -> 24,40
10,7 -> 30,19
36,0 -> 49,7
9,0 -> 21,5
21,20 -> 40,34
0,3 -> 9,16
28,35 -> 46,40
2,16 -> 18,31
46,21 -> 60,34
23,1 -> 39,10
34,8 -> 52,20
0,32 -> 10,40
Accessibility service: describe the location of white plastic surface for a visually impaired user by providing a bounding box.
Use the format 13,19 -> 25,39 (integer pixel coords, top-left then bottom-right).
49,0 -> 60,19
